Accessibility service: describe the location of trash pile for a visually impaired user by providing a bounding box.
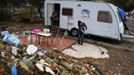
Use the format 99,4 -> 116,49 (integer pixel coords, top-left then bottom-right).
0,26 -> 104,75
0,44 -> 104,75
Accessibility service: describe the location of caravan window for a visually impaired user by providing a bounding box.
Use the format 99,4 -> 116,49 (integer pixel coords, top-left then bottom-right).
97,11 -> 112,23
62,8 -> 73,16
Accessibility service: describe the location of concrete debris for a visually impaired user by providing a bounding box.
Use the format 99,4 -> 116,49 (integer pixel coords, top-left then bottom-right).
45,67 -> 55,75
62,43 -> 109,58
36,63 -> 44,71
39,59 -> 50,66
37,50 -> 46,56
85,73 -> 90,75
1,52 -> 5,58
22,57 -> 33,67
19,60 -> 29,71
11,46 -> 18,56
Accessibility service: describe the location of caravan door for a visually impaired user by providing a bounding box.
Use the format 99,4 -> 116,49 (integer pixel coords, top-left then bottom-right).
45,3 -> 54,25
45,3 -> 60,27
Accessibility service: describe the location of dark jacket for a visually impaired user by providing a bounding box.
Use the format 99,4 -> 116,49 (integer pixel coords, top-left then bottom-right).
78,21 -> 87,34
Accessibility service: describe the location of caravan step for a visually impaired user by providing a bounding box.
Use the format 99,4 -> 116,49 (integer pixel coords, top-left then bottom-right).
123,35 -> 134,39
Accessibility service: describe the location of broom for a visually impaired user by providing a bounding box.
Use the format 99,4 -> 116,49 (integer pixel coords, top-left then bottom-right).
52,29 -> 61,50
57,30 -> 68,51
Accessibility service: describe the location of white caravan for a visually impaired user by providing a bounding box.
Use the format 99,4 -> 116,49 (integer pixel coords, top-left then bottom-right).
44,0 -> 124,41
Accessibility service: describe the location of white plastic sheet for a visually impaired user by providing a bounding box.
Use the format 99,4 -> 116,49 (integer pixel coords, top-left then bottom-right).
26,44 -> 38,55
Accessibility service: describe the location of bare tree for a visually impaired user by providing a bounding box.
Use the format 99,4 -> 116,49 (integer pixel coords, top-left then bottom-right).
27,0 -> 44,19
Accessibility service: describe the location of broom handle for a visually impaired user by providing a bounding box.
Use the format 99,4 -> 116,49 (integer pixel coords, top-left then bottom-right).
52,29 -> 60,48
58,31 -> 67,50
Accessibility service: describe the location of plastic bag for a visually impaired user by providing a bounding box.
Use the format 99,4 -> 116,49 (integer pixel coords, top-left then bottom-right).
11,65 -> 17,75
3,34 -> 20,46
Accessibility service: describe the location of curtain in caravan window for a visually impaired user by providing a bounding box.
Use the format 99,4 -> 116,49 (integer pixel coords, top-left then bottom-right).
97,11 -> 112,23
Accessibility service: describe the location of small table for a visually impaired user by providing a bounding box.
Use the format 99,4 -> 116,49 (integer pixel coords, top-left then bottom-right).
30,32 -> 53,49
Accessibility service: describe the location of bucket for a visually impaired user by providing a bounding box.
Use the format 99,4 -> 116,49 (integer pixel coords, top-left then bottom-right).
43,28 -> 50,34
32,28 -> 41,33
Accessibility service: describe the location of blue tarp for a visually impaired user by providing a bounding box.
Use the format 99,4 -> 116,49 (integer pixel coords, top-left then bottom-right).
117,7 -> 126,21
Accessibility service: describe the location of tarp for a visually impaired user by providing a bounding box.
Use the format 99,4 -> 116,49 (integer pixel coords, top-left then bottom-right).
1,31 -> 9,36
117,7 -> 126,21
3,34 -> 20,46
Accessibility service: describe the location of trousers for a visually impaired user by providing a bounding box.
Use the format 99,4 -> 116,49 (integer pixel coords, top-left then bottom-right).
78,32 -> 84,45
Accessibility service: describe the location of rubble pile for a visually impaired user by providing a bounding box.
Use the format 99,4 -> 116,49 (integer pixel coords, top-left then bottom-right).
0,26 -> 105,75
0,44 -> 104,75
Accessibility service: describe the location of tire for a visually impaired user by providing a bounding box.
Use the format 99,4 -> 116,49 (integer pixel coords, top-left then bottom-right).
70,28 -> 78,36
120,33 -> 123,41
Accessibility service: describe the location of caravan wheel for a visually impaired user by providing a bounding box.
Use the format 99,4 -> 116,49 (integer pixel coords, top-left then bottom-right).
120,33 -> 123,41
70,28 -> 78,36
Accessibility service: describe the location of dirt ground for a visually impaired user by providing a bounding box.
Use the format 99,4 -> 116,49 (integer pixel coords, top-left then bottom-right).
87,45 -> 134,75
0,22 -> 134,75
